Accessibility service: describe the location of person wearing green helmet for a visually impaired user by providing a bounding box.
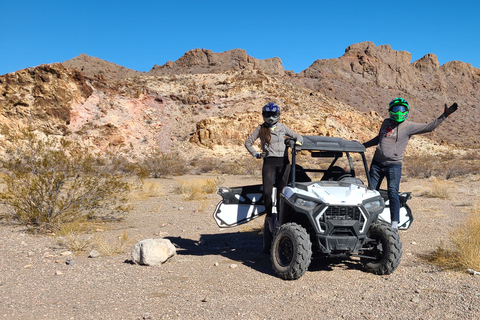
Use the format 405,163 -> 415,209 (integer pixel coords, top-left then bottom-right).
363,98 -> 458,230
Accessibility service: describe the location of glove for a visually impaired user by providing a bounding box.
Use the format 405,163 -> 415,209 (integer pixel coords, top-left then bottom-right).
444,103 -> 458,117
254,153 -> 265,159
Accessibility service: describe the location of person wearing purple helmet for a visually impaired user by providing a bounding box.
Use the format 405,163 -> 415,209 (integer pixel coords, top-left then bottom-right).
245,102 -> 303,233
363,98 -> 458,230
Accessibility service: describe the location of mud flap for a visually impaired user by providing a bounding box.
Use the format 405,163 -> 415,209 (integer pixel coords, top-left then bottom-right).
213,185 -> 276,228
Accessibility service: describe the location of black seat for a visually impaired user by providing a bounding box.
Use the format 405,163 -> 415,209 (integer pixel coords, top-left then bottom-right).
321,166 -> 350,181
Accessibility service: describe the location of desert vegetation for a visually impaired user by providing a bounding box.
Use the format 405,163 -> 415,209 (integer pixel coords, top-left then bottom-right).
1,128 -> 479,273
423,202 -> 480,271
0,130 -> 133,233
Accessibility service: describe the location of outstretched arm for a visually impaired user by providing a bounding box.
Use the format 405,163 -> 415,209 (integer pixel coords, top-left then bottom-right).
407,102 -> 459,136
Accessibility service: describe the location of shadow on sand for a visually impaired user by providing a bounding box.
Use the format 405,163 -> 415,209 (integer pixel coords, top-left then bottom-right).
166,230 -> 364,277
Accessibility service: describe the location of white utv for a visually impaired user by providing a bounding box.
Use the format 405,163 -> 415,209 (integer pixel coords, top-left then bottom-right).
213,136 -> 412,280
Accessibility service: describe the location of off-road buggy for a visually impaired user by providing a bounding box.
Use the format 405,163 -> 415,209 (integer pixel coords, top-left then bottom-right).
213,136 -> 412,280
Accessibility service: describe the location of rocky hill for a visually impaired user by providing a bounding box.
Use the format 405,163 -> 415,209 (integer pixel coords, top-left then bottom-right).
1,42 -> 478,163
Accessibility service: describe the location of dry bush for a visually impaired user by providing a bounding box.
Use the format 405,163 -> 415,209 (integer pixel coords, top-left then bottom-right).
403,155 -> 442,179
423,203 -> 480,271
175,177 -> 221,200
131,180 -> 165,200
62,232 -> 92,252
189,156 -> 262,175
95,230 -> 132,255
0,130 -> 132,233
418,177 -> 452,199
141,151 -> 188,178
403,154 -> 479,180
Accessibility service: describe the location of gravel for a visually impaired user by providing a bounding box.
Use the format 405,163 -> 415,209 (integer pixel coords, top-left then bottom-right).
1,174 -> 479,320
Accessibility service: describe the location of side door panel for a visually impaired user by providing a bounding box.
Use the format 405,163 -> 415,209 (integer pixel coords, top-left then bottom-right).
213,185 -> 276,228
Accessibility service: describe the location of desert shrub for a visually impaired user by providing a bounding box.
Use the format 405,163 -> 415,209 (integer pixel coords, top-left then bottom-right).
423,203 -> 480,271
403,155 -> 442,178
403,154 -> 479,179
189,156 -> 262,175
418,177 -> 452,199
141,151 -> 188,178
0,130 -> 132,233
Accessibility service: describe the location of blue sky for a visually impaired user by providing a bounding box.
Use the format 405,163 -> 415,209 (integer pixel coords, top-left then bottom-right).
1,0 -> 479,75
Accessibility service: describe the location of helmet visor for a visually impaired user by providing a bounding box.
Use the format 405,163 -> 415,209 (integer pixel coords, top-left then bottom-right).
390,105 -> 407,113
263,111 -> 278,118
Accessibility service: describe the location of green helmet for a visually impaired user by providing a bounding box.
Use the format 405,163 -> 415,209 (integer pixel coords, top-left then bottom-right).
388,97 -> 409,122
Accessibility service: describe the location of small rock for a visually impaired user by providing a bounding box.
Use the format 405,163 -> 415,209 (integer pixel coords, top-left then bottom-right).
411,296 -> 420,303
89,250 -> 101,258
24,264 -> 32,269
230,264 -> 238,269
55,270 -> 63,276
202,296 -> 209,302
214,262 -> 219,267
467,268 -> 480,276
60,251 -> 72,256
65,258 -> 75,265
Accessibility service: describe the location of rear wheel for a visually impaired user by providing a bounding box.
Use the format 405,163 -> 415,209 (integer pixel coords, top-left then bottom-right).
271,223 -> 312,280
360,222 -> 402,275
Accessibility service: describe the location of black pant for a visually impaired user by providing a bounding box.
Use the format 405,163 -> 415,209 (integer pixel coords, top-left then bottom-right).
262,157 -> 290,217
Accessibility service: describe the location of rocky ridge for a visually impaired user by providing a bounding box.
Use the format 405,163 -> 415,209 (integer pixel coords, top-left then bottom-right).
1,42 -> 479,162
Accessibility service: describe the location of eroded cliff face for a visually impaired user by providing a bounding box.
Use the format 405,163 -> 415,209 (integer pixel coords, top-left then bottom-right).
1,42 -> 478,162
0,63 -> 92,134
296,41 -> 480,147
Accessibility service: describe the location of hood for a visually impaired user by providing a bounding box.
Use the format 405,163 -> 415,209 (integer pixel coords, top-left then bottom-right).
283,182 -> 379,206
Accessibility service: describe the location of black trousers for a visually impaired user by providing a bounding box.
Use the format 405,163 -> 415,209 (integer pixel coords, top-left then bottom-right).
262,157 -> 290,217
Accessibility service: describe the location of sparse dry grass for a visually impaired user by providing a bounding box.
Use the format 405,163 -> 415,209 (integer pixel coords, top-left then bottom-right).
423,202 -> 480,272
418,177 -> 453,199
95,230 -> 132,256
175,177 -> 222,200
131,180 -> 165,200
57,223 -> 133,255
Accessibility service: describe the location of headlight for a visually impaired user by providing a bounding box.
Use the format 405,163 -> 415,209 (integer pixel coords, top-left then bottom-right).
294,198 -> 318,209
364,199 -> 382,212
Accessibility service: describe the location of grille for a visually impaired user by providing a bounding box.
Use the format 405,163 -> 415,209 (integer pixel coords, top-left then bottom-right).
325,206 -> 361,221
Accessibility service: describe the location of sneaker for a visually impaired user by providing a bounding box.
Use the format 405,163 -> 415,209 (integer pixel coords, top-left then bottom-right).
391,221 -> 399,231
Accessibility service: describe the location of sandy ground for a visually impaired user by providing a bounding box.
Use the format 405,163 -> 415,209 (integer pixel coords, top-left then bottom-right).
1,174 -> 480,320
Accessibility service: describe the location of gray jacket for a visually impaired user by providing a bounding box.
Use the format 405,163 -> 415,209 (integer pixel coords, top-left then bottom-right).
245,123 -> 303,158
364,114 -> 446,164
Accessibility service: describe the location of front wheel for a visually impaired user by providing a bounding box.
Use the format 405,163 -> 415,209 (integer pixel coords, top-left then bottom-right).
271,223 -> 312,280
360,222 -> 402,275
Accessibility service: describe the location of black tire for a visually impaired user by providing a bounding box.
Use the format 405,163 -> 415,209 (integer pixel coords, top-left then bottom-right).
263,216 -> 273,254
271,223 -> 312,280
361,222 -> 402,275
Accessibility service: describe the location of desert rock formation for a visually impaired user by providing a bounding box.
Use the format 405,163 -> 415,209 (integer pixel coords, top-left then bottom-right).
1,42 -> 478,162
